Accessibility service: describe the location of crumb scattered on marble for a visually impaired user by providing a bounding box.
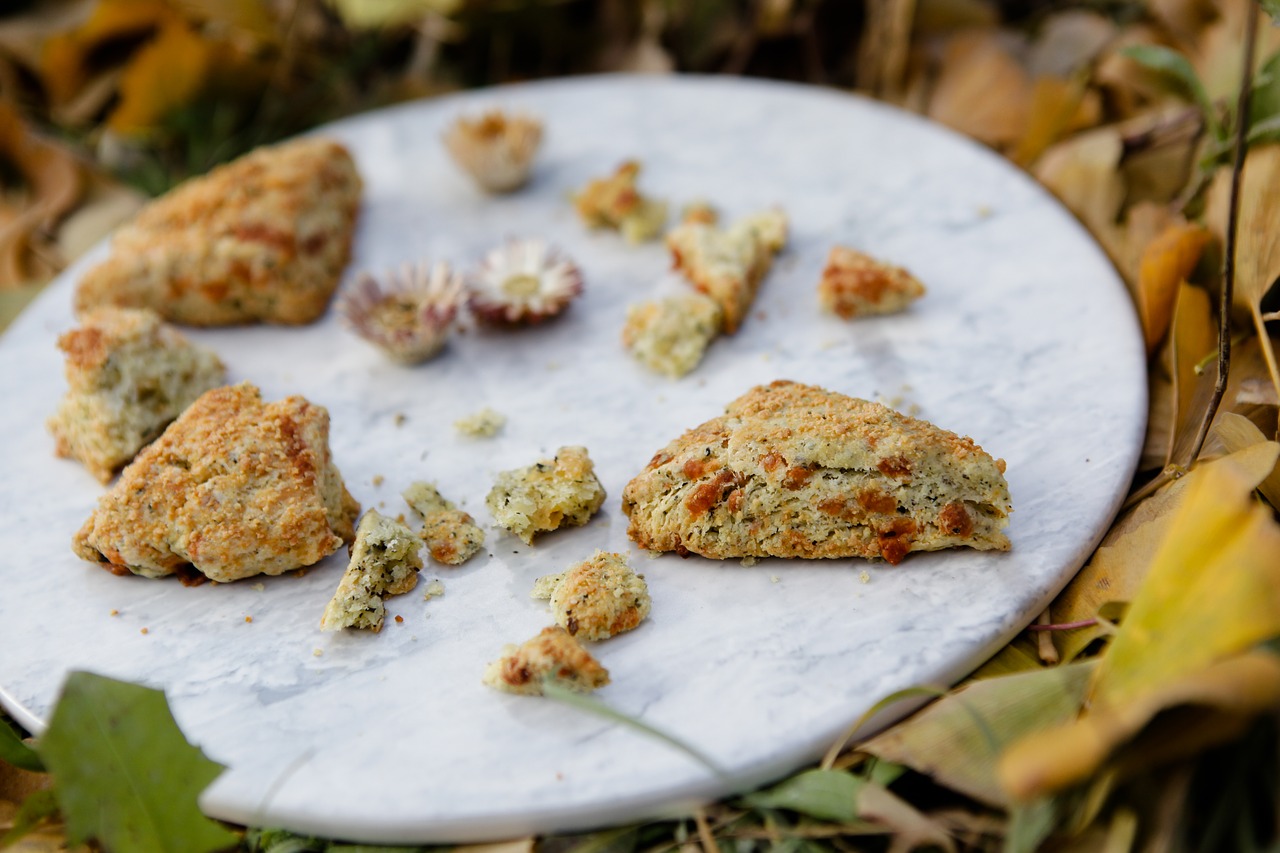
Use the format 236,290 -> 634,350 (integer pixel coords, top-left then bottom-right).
423,578 -> 446,600
907,404 -> 921,416
244,616 -> 253,623
140,627 -> 149,635
109,609 -> 119,616
313,648 -> 323,657
251,582 -> 265,592
770,575 -> 779,583
546,360 -> 561,371
394,413 -> 407,427
395,615 -> 404,624
977,204 -> 993,218
455,407 -> 506,438
740,555 -> 758,567
294,568 -> 307,578
859,570 -> 871,584
372,475 -> 385,487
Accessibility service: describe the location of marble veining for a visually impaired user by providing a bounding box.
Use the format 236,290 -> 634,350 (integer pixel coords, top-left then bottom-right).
0,75 -> 1145,843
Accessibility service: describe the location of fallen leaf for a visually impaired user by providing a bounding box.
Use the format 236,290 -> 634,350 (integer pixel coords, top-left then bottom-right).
1136,223 -> 1210,353
1051,441 -> 1280,661
1233,145 -> 1280,404
107,20 -> 214,135
860,663 -> 1094,807
0,718 -> 42,773
1170,282 -> 1216,434
41,0 -> 175,107
1033,124 -> 1125,252
1025,10 -> 1116,79
927,29 -> 1031,147
38,671 -> 237,853
1209,413 -> 1280,505
1012,76 -> 1101,167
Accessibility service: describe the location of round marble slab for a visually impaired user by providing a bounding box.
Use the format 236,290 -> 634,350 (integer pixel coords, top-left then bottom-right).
0,75 -> 1145,843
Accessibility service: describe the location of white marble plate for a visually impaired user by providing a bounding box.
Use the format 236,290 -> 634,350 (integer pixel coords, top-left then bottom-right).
0,75 -> 1145,843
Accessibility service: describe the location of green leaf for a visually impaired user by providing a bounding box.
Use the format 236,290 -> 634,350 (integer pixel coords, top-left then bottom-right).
38,671 -> 238,853
1005,798 -> 1058,853
1121,45 -> 1221,138
0,787 -> 60,847
1262,0 -> 1280,24
1249,51 -> 1280,141
746,769 -> 869,824
0,716 -> 44,772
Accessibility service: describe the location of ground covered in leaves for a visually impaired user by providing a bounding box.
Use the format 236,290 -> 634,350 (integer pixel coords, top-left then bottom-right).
2,0 -> 1280,851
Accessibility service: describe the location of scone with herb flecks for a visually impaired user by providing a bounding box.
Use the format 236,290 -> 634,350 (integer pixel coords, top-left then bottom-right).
533,550 -> 650,640
74,137 -> 361,326
482,626 -> 610,695
73,382 -> 360,582
321,510 -> 422,632
403,481 -> 485,566
818,246 -> 926,319
666,208 -> 787,334
48,307 -> 225,483
622,380 -> 1011,565
486,446 -> 606,544
622,292 -> 723,378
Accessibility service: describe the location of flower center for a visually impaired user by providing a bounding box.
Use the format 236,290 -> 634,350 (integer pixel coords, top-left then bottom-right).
502,274 -> 542,298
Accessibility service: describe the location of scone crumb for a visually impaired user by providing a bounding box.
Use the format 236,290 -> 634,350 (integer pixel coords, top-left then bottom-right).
109,609 -> 119,616
859,571 -> 872,584
572,160 -> 667,243
455,407 -> 507,438
394,615 -> 404,624
313,648 -> 324,657
482,626 -> 610,695
244,616 -> 253,623
817,246 -> 926,319
404,481 -> 486,565
770,576 -> 780,584
740,556 -> 758,567
622,292 -> 723,378
394,413 -> 408,427
535,550 -> 651,640
372,475 -> 385,487
320,510 -> 424,632
423,578 -> 446,600
486,446 -> 606,544
140,627 -> 149,635
251,582 -> 265,592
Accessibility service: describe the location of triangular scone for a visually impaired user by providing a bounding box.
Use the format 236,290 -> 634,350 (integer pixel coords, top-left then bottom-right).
321,510 -> 423,632
74,138 -> 361,326
665,209 -> 787,334
73,382 -> 360,582
621,380 -> 1011,564
48,307 -> 226,482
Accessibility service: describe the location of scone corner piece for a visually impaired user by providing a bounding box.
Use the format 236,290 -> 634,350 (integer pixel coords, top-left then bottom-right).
320,509 -> 424,632
621,380 -> 1011,565
622,292 -> 723,378
482,626 -> 611,696
535,550 -> 651,641
485,446 -> 606,544
818,246 -> 926,319
47,306 -> 226,483
72,381 -> 360,583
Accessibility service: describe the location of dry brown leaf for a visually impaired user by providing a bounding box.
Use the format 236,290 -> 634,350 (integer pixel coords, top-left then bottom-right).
926,29 -> 1030,147
1051,441 -> 1280,662
1033,124 -> 1124,252
41,0 -> 176,107
108,20 -> 214,135
1011,76 -> 1101,168
1026,10 -> 1116,79
1092,25 -> 1180,119
0,0 -> 94,71
1210,413 -> 1280,506
1234,145 -> 1280,405
1136,223 -> 1210,353
1112,200 -> 1177,295
1170,282 -> 1215,434
912,0 -> 997,34
858,0 -> 918,99
1192,0 -> 1280,105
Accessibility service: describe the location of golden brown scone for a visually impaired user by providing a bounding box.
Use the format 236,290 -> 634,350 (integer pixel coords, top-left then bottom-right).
486,446 -> 606,544
74,137 -> 361,326
402,481 -> 485,566
320,510 -> 422,632
817,246 -> 926,319
532,550 -> 651,641
73,382 -> 360,582
621,380 -> 1011,565
665,209 -> 787,334
482,626 -> 611,695
47,307 -> 226,482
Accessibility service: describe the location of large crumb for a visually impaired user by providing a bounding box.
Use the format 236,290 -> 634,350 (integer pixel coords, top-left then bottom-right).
403,481 -> 485,565
482,626 -> 610,695
454,407 -> 506,438
572,161 -> 666,243
532,550 -> 650,640
622,292 -> 723,378
486,446 -> 606,544
320,510 -> 423,632
817,246 -> 926,319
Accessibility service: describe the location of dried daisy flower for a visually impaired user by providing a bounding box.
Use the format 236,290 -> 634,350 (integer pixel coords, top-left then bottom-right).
339,262 -> 464,363
470,238 -> 583,325
443,110 -> 543,193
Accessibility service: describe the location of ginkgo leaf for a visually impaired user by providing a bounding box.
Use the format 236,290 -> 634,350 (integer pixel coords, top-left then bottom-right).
927,30 -> 1031,147
1033,125 -> 1125,255
1209,413 -> 1280,507
1169,281 -> 1216,446
1234,144 -> 1280,402
41,0 -> 176,107
1136,223 -> 1210,354
38,671 -> 237,853
1120,44 -> 1219,137
107,20 -> 214,135
1012,76 -> 1100,168
859,663 -> 1093,807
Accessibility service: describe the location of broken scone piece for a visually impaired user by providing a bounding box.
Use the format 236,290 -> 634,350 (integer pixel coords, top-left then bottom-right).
74,137 -> 361,326
572,161 -> 667,243
666,208 -> 787,334
533,550 -> 651,640
622,380 -> 1011,565
73,382 -> 360,581
48,307 -> 226,483
483,626 -> 610,695
818,246 -> 926,319
320,510 -> 423,632
402,481 -> 485,566
622,292 -> 723,378
486,446 -> 606,544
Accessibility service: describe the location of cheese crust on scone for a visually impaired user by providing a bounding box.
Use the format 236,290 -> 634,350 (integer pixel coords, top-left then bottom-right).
73,382 -> 360,582
74,137 -> 361,326
48,307 -> 225,482
482,626 -> 610,695
817,246 -> 926,319
621,380 -> 1011,564
665,209 -> 787,334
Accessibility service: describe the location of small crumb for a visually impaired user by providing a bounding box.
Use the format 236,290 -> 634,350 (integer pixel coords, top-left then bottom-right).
819,339 -> 840,350
109,609 -> 119,616
770,575 -> 780,583
244,616 -> 253,623
313,648 -> 323,657
396,512 -> 406,524
423,579 -> 446,600
977,204 -> 993,218
372,475 -> 385,487
251,582 -> 265,592
859,570 -> 871,584
740,555 -> 759,567
394,615 -> 404,624
546,360 -> 561,371
140,627 -> 149,635
645,549 -> 660,559
761,352 -> 772,362
455,407 -> 507,438
907,404 -> 921,416
394,413 -> 407,427
210,580 -> 219,586
294,568 -> 307,578
756,311 -> 767,321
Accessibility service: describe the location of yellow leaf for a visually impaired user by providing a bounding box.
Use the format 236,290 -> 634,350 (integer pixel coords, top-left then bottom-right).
1136,223 -> 1210,354
41,0 -> 175,106
1012,76 -> 1100,168
1211,413 -> 1280,507
1051,441 -> 1280,661
1033,124 -> 1124,253
107,21 -> 213,136
1234,145 -> 1280,405
1170,282 -> 1215,435
926,30 -> 1031,147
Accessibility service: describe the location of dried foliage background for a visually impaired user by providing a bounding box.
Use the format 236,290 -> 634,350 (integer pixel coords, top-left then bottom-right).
2,1 -> 1280,851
